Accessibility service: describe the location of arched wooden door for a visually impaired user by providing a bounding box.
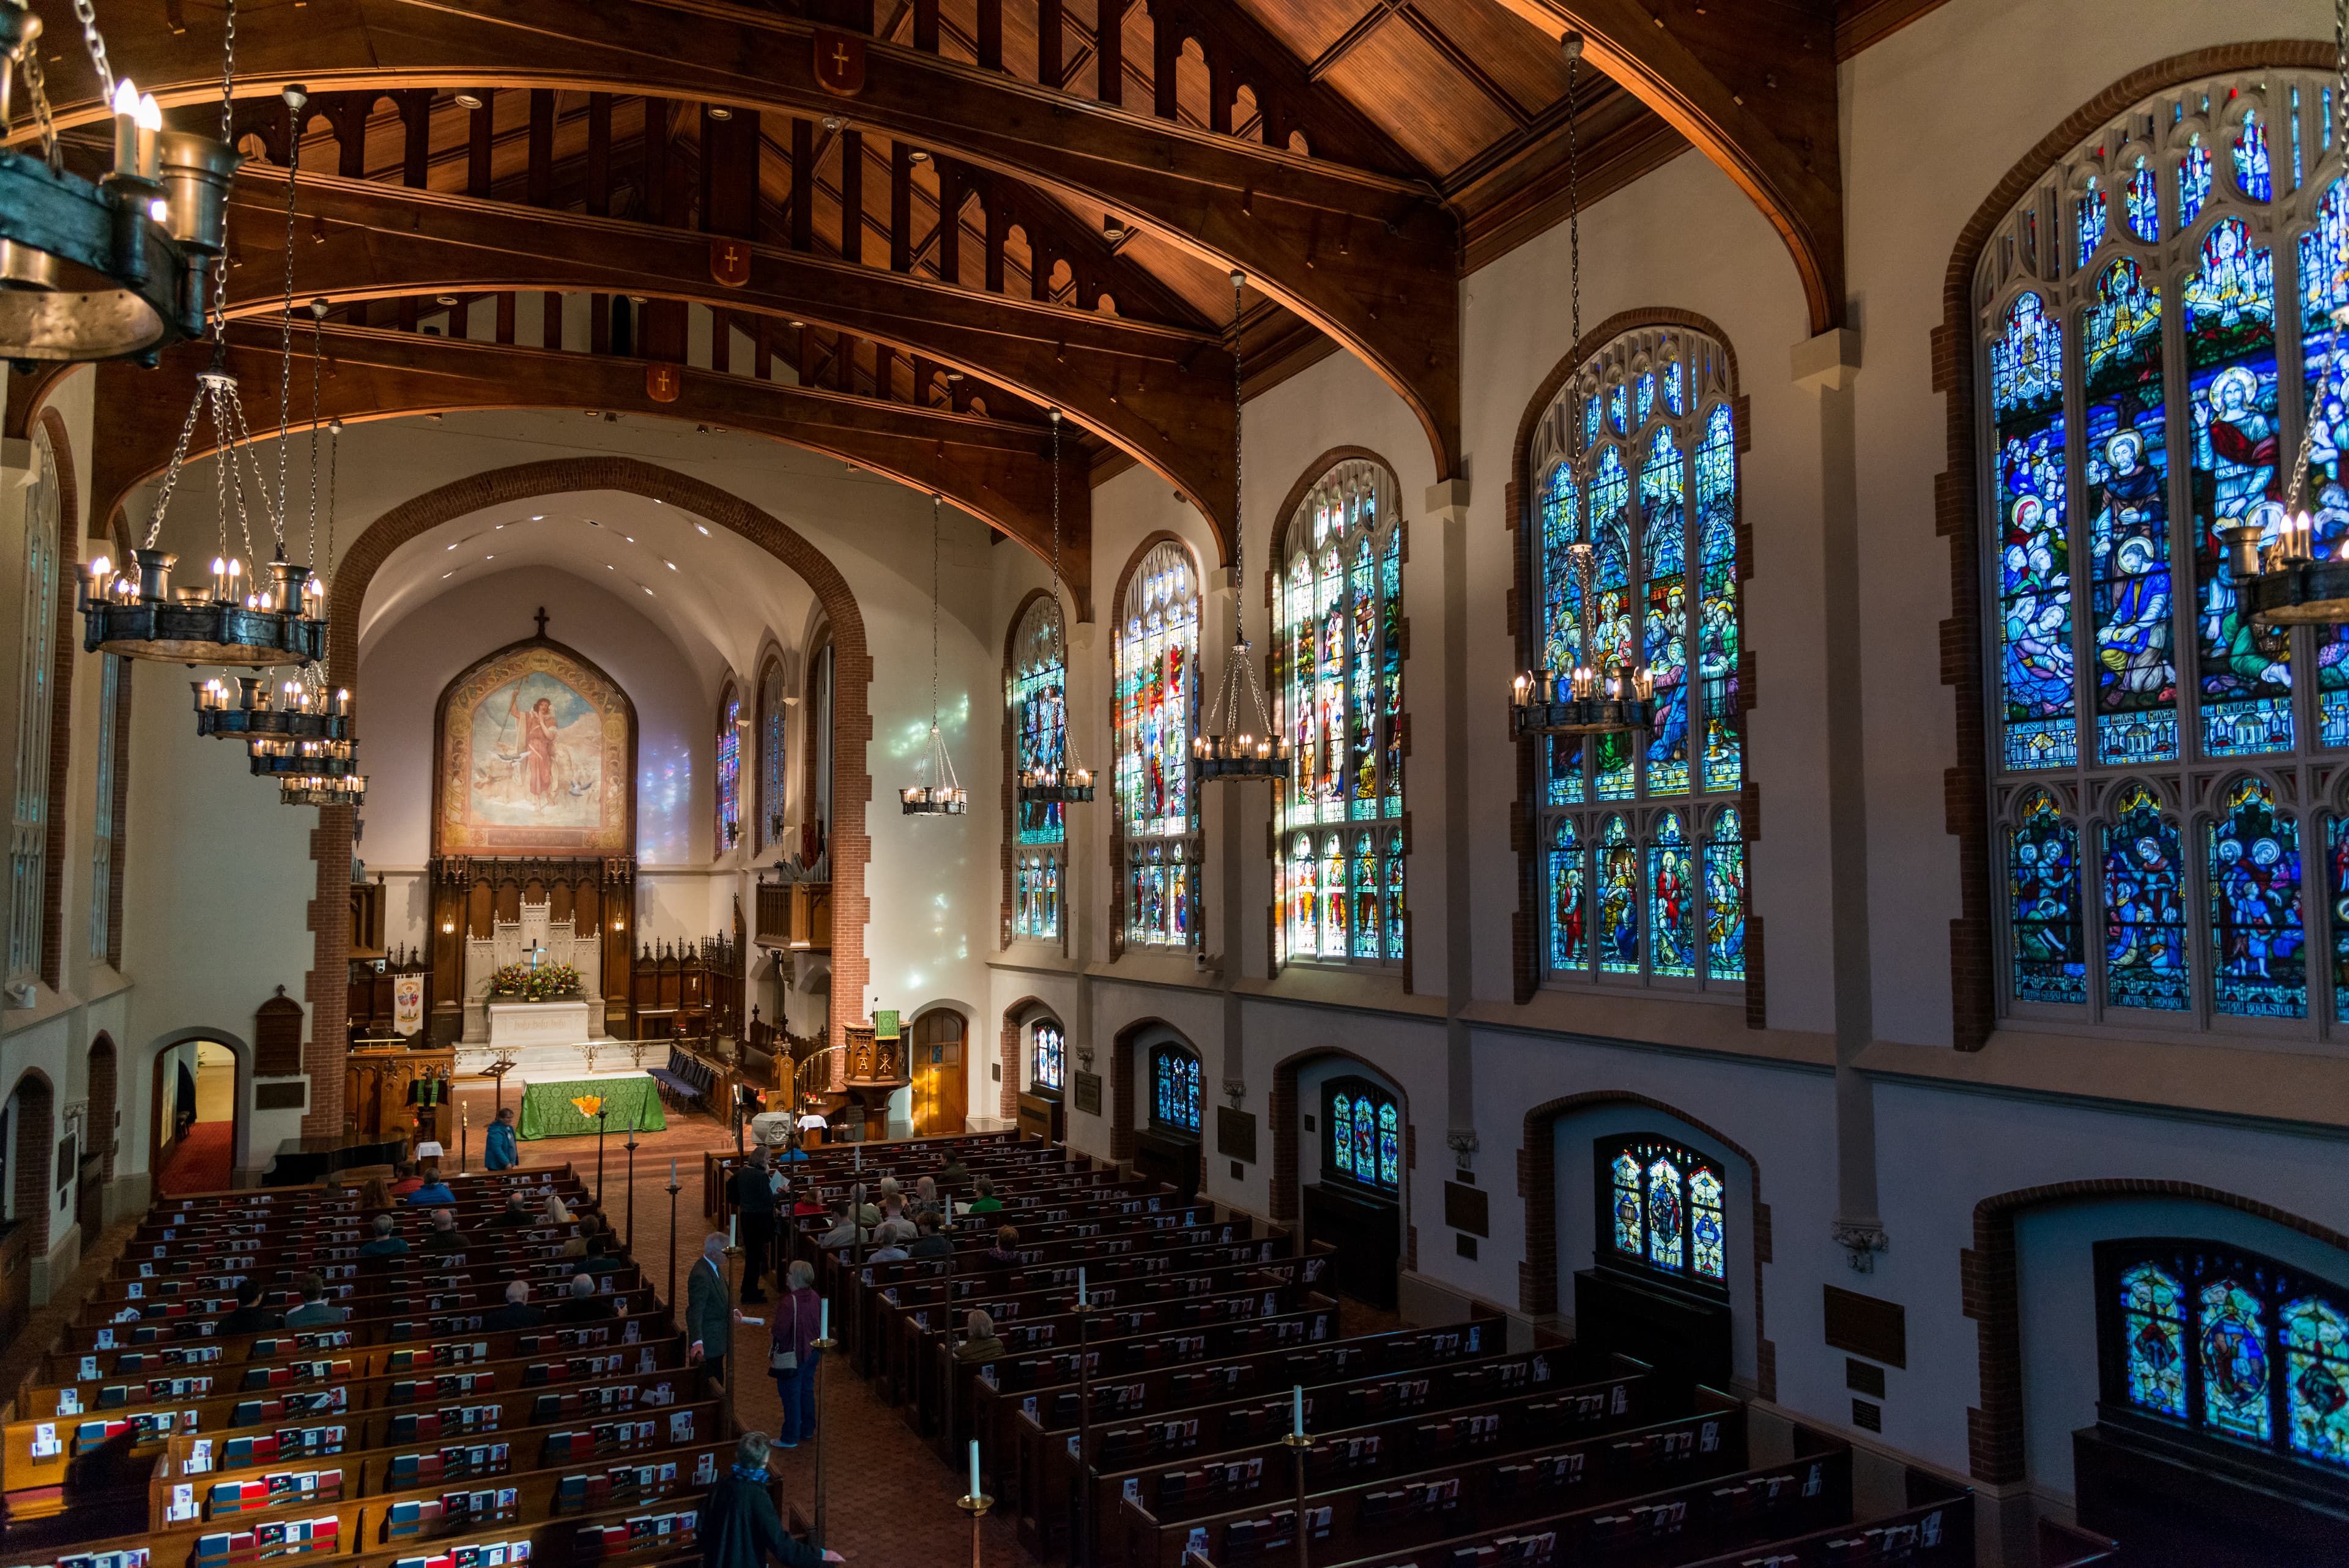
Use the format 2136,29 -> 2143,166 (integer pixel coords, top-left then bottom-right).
908,1011 -> 967,1137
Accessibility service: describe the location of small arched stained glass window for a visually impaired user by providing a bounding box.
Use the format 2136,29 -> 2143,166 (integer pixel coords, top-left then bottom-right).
1150,1044 -> 1201,1134
1323,1077 -> 1398,1196
1596,1136 -> 1725,1288
1031,1020 -> 1064,1093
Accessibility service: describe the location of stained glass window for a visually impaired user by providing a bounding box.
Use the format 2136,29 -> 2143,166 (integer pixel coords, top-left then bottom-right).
2076,179 -> 2107,269
1010,595 -> 1067,942
1596,1136 -> 1725,1288
1981,73 -> 2349,1035
7,425 -> 55,985
1323,1079 -> 1399,1195
756,656 -> 789,852
2008,790 -> 2085,1005
1031,1020 -> 1064,1093
1529,329 -> 1743,993
2101,1241 -> 2349,1473
714,685 -> 742,854
2204,777 -> 2304,1017
1277,459 -> 1405,968
1117,541 -> 1201,949
1149,1044 -> 1201,1134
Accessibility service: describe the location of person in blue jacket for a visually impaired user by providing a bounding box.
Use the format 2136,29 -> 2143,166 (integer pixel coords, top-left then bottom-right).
484,1105 -> 520,1170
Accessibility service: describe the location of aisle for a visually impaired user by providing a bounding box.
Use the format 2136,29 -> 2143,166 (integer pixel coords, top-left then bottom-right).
447,1084 -> 1034,1566
155,1120 -> 232,1195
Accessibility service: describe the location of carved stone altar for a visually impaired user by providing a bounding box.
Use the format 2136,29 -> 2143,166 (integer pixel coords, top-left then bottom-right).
486,1000 -> 594,1049
462,897 -> 604,1044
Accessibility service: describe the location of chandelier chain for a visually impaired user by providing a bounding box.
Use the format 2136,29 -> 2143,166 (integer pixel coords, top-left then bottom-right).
18,33 -> 61,170
1566,41 -> 1581,352
207,0 -> 237,354
307,305 -> 322,576
70,0 -> 109,101
1231,269 -> 1245,649
931,491 -> 941,729
143,393 -> 206,551
2276,0 -> 2349,543
275,113 -> 300,549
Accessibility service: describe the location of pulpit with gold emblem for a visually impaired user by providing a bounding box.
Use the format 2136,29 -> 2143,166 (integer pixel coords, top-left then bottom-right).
346,1046 -> 456,1147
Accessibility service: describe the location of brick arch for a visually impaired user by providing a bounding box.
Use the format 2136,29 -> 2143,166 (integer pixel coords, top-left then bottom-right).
1962,1177 -> 2349,1486
1502,308 -> 1762,1020
996,995 -> 1058,1121
87,1034 -> 119,1183
1269,1047 -> 1416,1273
302,457 -> 874,1135
4,1067 -> 56,1252
1518,1090 -> 1774,1400
1936,40 -> 2334,1049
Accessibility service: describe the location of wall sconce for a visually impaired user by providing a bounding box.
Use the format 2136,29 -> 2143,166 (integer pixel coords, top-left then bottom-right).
613,916 -> 626,931
441,920 -> 455,935
1223,1079 -> 1247,1108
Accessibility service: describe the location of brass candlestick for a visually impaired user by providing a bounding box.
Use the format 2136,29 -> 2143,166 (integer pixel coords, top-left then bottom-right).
811,1327 -> 839,1550
958,1491 -> 994,1568
1072,1298 -> 1100,1567
1283,1430 -> 1314,1568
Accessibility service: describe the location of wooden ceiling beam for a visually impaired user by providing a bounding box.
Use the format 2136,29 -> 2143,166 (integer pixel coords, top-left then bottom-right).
1479,0 -> 1844,329
85,322 -> 1094,618
217,167 -> 1234,535
47,0 -> 1464,483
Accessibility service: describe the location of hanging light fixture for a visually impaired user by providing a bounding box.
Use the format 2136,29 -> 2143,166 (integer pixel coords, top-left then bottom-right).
2232,2 -> 2349,625
1508,32 -> 1655,742
278,771 -> 367,808
0,0 -> 228,363
902,491 -> 968,815
1018,408 -> 1095,804
1193,270 -> 1290,782
81,66 -> 328,672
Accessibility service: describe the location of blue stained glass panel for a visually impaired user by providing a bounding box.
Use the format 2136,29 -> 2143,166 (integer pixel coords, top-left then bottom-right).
2126,158 -> 2160,242
2180,141 -> 2213,230
2121,1261 -> 2189,1418
716,691 -> 741,846
1644,1156 -> 1684,1272
1549,818 -> 1587,973
1992,294 -> 2074,770
1540,466 -> 1586,804
1598,816 -> 1639,975
1688,1168 -> 1724,1280
1607,384 -> 1628,435
2183,218 -> 2290,756
1376,1102 -> 1398,1190
2234,107 -> 2274,201
2083,259 -> 2178,765
1704,808 -> 1745,984
1642,427 -> 1690,795
1033,1023 -> 1064,1091
2199,1279 -> 2275,1442
1696,406 -> 1741,792
2284,1296 -> 2349,1467
1330,1093 -> 1356,1180
2009,790 -> 2086,1004
2298,183 -> 2349,745
2076,182 -> 2107,269
1635,371 -> 1655,428
1610,1153 -> 1641,1255
2103,783 -> 2191,1010
1663,359 -> 1686,415
1152,1049 -> 1201,1132
1649,811 -> 1695,978
1591,451 -> 1636,800
2330,814 -> 2349,1021
1383,830 -> 1405,961
2206,778 -> 2304,1018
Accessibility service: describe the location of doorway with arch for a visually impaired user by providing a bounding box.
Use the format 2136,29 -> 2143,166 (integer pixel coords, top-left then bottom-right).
152,1038 -> 240,1195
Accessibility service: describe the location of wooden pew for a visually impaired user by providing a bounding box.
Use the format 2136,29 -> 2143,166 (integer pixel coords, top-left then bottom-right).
1119,1389 -> 1748,1568
1026,1345 -> 1643,1562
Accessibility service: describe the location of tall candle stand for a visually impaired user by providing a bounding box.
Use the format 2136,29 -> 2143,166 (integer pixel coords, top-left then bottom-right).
595,1106 -> 610,1208
811,1312 -> 839,1550
665,1164 -> 683,1343
722,1241 -> 744,1438
623,1110 -> 641,1253
939,1241 -> 957,1451
1284,1417 -> 1313,1568
1072,1295 -> 1100,1566
459,1105 -> 469,1175
957,1490 -> 993,1568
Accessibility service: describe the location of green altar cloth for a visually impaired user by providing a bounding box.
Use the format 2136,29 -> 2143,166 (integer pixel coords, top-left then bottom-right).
518,1076 -> 667,1140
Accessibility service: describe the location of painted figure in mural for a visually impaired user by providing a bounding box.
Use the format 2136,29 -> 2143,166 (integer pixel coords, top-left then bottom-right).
2098,524 -> 2173,702
2003,492 -> 2072,716
2213,834 -> 2290,984
509,688 -> 564,809
2107,833 -> 2185,981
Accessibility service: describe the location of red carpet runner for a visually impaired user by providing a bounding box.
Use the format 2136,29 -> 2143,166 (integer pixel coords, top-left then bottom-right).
156,1120 -> 232,1195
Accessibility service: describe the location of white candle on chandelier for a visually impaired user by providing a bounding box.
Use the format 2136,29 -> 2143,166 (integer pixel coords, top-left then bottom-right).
110,80 -> 143,177
134,93 -> 162,180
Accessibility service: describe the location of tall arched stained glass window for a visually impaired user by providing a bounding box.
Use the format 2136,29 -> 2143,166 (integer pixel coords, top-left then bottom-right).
1595,1135 -> 1724,1291
1276,458 -> 1405,968
1323,1077 -> 1399,1195
1527,328 -> 1743,994
1031,1020 -> 1064,1094
7,425 -> 56,986
1010,595 -> 1068,943
714,683 -> 742,854
1116,541 -> 1201,949
1149,1043 -> 1201,1134
1980,71 -> 2349,1035
756,655 -> 789,852
2098,1241 -> 2349,1474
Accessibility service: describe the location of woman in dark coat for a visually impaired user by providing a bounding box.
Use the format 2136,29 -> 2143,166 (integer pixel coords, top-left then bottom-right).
698,1432 -> 844,1567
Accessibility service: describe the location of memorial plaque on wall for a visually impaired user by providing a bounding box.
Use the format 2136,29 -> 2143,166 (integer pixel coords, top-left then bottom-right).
1444,1180 -> 1490,1238
254,987 -> 305,1077
1073,1071 -> 1102,1116
1216,1106 -> 1257,1163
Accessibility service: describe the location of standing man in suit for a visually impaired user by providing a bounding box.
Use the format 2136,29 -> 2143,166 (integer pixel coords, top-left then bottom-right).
733,1147 -> 775,1304
688,1232 -> 742,1385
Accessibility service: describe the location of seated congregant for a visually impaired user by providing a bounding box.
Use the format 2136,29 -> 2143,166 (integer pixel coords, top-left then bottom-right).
358,1213 -> 409,1256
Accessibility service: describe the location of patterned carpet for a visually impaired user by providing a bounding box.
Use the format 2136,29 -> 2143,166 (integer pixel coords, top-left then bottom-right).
155,1120 -> 233,1195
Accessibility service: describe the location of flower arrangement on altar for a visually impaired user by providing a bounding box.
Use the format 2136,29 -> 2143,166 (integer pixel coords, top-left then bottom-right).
570,1093 -> 605,1120
489,960 -> 582,1001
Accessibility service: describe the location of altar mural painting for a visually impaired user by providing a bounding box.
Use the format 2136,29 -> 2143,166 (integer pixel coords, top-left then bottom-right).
435,637 -> 636,856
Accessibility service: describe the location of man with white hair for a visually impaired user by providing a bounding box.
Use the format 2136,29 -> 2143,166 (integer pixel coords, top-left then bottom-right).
687,1232 -> 743,1382
697,1431 -> 844,1566
484,1278 -> 543,1331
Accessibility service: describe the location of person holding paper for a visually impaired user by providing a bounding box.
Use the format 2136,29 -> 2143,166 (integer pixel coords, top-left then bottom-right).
688,1232 -> 744,1383
771,1261 -> 823,1447
697,1431 -> 844,1567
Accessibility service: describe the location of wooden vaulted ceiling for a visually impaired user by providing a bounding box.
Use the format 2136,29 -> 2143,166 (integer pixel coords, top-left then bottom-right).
12,0 -> 1952,573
